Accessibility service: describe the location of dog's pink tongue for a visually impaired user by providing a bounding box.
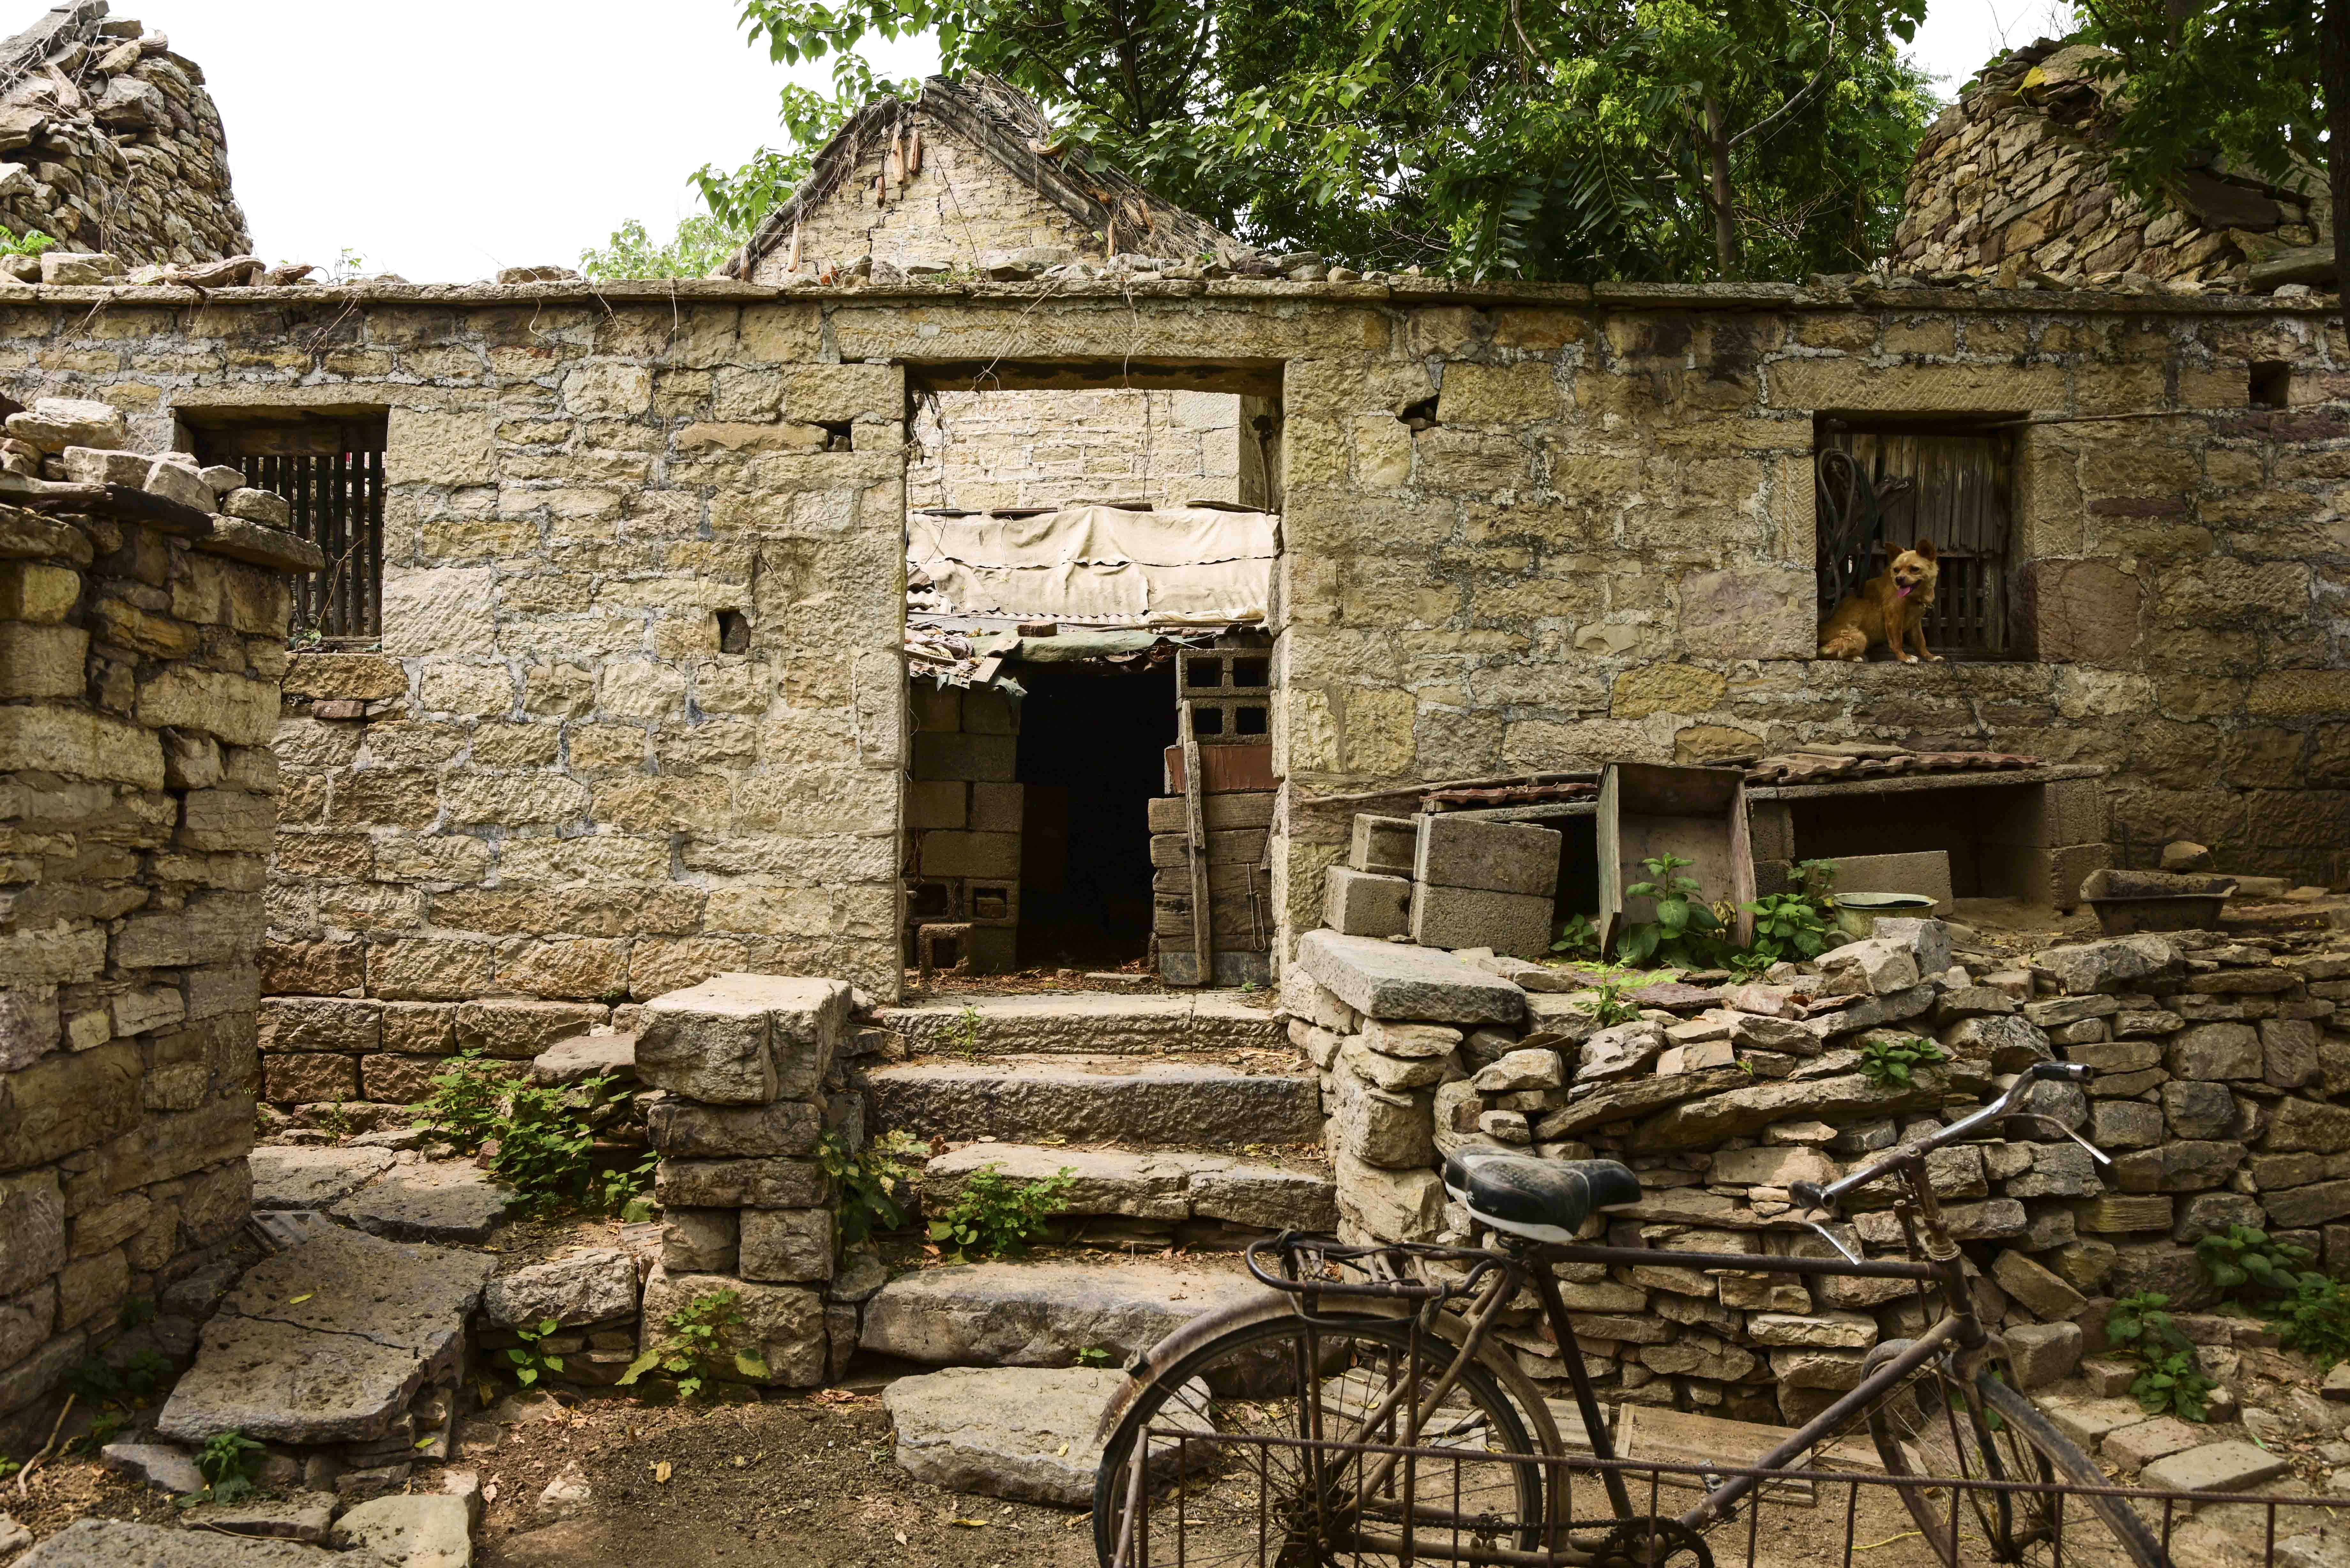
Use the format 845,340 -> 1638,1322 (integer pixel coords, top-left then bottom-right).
1898,585 -> 1912,597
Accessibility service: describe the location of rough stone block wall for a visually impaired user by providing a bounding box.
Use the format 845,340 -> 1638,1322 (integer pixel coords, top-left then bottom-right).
749,114 -> 1101,285
0,3 -> 253,266
0,495 -> 306,1440
909,388 -> 1241,511
1296,926 -> 2350,1427
0,276 -> 2338,1109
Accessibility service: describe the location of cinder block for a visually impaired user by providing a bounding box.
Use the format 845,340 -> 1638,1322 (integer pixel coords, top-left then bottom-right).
1413,814 -> 1561,898
1150,828 -> 1269,869
1146,791 -> 1276,833
969,781 -> 1025,833
1978,778 -> 2109,849
1981,842 -> 2113,912
912,731 -> 1016,782
1747,801 -> 1797,864
962,924 -> 1017,974
912,682 -> 961,732
1409,884 -> 1553,958
1823,851 -> 1953,914
961,685 -> 1020,735
1154,896 -> 1272,946
1351,814 -> 1418,876
906,780 -> 966,830
920,831 -> 1022,880
1325,866 -> 1411,939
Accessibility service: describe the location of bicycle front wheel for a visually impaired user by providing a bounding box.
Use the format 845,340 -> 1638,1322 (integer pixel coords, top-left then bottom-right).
1092,1312 -> 1548,1568
1869,1345 -> 2168,1567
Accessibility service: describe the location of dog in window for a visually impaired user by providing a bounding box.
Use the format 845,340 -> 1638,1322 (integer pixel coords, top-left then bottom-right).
1817,540 -> 1941,663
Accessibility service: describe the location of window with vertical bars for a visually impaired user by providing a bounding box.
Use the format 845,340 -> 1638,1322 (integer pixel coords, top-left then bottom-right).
191,418 -> 388,644
1818,424 -> 2015,657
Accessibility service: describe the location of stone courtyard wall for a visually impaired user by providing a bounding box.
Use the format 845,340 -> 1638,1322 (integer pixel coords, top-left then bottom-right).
0,488 -> 311,1440
0,275 -> 2336,1112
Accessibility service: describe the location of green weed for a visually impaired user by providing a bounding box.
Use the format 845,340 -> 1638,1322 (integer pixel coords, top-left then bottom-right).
195,1430 -> 267,1504
821,1129 -> 923,1253
1854,1035 -> 1946,1089
503,1318 -> 566,1388
928,1164 -> 1073,1259
620,1289 -> 762,1400
2106,1292 -> 2214,1421
411,1050 -> 641,1215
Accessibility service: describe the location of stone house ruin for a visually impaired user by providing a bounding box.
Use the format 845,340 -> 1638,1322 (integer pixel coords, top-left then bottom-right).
2,17 -> 2350,1477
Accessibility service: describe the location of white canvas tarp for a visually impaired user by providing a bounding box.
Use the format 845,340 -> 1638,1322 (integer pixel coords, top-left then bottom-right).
908,504 -> 1277,622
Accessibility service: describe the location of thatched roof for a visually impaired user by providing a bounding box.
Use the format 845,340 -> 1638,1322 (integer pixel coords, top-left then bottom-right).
722,72 -> 1232,278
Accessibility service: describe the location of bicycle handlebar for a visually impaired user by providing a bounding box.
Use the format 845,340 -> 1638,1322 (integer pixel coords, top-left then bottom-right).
1788,1060 -> 2092,1216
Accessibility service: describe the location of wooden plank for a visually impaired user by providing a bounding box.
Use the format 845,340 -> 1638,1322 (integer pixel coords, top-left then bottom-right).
1179,703 -> 1212,989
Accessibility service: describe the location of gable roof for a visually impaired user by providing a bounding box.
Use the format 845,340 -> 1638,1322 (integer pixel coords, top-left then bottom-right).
721,72 -> 1233,278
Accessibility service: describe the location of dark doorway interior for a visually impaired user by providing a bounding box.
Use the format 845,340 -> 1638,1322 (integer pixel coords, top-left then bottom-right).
1013,660 -> 1177,969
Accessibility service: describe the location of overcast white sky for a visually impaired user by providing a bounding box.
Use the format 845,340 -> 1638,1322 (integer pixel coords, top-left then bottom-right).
152,0 -> 2074,283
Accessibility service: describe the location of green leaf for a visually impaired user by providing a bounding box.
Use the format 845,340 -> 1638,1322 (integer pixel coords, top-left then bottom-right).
615,1351 -> 662,1387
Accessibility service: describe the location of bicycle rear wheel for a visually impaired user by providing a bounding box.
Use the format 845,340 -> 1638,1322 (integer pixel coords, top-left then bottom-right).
1868,1343 -> 2167,1567
1093,1313 -> 1548,1568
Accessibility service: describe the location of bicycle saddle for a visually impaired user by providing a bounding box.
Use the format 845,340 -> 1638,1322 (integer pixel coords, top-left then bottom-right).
1442,1147 -> 1641,1244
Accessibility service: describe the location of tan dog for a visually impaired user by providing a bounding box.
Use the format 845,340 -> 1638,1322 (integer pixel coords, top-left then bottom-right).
1818,541 -> 1941,662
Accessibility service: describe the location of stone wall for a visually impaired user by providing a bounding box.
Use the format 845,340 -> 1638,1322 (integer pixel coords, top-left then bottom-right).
0,1 -> 252,267
1291,922 -> 2350,1427
1893,40 -> 2328,292
0,275 -> 2336,1113
0,417 -> 316,1440
910,388 -> 1241,511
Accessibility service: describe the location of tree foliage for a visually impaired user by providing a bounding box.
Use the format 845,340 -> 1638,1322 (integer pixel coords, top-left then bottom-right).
578,213 -> 751,281
729,0 -> 1934,282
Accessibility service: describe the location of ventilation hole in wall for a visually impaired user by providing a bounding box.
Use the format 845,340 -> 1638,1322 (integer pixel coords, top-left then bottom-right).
819,420 -> 854,452
1186,660 -> 1223,689
1400,396 -> 1440,431
716,609 -> 750,653
2250,361 -> 2291,410
1231,657 -> 1270,689
1235,704 -> 1269,736
1194,706 -> 1226,736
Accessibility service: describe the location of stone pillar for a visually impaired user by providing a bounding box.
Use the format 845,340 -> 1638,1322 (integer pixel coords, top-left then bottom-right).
0,469 -> 319,1444
636,973 -> 854,1388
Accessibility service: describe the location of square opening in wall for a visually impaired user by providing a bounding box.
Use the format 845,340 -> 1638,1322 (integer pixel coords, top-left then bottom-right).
1194,706 -> 1226,736
1816,418 -> 2016,659
1231,657 -> 1270,689
1235,704 -> 1269,736
1187,661 -> 1223,689
2250,361 -> 2291,410
716,609 -> 750,653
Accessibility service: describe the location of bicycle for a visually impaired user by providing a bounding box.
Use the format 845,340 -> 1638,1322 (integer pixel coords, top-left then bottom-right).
1094,1059 -> 2172,1568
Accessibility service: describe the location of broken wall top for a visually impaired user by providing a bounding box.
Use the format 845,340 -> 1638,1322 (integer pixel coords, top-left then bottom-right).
0,0 -> 252,266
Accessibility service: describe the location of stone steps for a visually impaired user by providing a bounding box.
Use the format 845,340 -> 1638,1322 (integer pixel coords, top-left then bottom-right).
921,1142 -> 1335,1233
866,1053 -> 1323,1148
859,1256 -> 1266,1368
872,990 -> 1286,1056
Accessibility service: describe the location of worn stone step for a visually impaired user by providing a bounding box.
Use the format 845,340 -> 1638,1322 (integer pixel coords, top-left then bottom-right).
157,1225 -> 493,1447
922,1142 -> 1335,1231
860,1256 -> 1263,1367
872,991 -> 1285,1056
867,1054 -> 1322,1147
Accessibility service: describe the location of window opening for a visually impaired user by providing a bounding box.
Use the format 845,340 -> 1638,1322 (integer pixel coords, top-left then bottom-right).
193,416 -> 388,644
2250,361 -> 2290,410
1817,421 -> 2015,658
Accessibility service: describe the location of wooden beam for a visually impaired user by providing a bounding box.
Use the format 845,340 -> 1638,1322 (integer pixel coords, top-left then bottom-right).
1180,702 -> 1212,989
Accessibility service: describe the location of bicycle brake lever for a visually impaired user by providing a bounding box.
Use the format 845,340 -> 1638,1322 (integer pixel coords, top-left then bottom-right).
2002,1112 -> 2112,1166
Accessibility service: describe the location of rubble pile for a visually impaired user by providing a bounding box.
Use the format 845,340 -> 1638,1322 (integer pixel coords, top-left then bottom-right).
0,0 -> 251,270
1286,915 -> 2350,1444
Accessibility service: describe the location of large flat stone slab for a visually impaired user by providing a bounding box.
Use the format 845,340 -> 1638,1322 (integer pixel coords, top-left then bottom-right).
1295,930 -> 1526,1026
861,1258 -> 1264,1367
156,1226 -> 493,1445
249,1145 -> 394,1210
866,1056 -> 1321,1147
636,972 -> 851,1104
20,1519 -> 393,1566
885,1365 -> 1210,1506
876,991 -> 1285,1055
921,1143 -> 1335,1231
333,1161 -> 517,1243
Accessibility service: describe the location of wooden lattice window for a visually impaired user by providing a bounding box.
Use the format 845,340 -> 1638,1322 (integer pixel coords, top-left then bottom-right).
1819,424 -> 2014,657
192,417 -> 388,644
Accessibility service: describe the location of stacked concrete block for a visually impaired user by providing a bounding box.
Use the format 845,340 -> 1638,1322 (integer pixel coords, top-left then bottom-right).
1409,815 -> 1563,959
637,972 -> 854,1388
1322,813 -> 1419,939
1979,776 -> 2111,912
0,449 -> 318,1444
905,681 -> 1020,973
1286,919 -> 2350,1430
1150,790 -> 1276,984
